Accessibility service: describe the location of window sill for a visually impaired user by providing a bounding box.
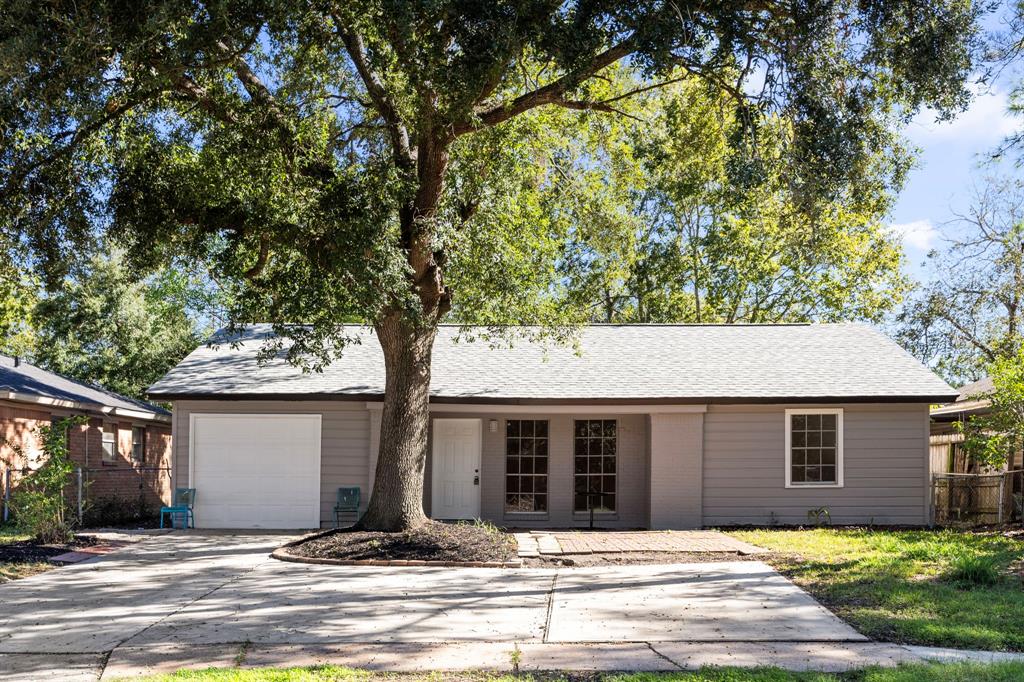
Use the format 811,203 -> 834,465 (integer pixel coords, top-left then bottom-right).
505,512 -> 549,518
785,483 -> 843,489
100,460 -> 118,467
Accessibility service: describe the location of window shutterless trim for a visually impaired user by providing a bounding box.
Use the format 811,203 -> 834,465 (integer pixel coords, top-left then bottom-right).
100,422 -> 118,462
784,408 -> 844,489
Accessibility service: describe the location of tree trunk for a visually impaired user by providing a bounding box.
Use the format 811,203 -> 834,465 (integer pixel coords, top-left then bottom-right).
357,312 -> 437,531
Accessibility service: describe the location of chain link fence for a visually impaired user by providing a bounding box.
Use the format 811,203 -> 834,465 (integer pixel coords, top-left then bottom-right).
3,465 -> 170,527
931,470 -> 1023,526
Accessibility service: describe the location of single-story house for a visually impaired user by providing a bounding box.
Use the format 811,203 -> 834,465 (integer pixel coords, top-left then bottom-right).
149,323 -> 957,530
1,355 -> 173,520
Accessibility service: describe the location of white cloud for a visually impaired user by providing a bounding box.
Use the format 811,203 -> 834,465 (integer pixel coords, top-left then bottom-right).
905,83 -> 1020,145
890,219 -> 938,251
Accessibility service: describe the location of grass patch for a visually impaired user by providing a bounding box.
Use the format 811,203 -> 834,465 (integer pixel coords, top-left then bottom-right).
727,528 -> 1024,651
118,662 -> 1024,682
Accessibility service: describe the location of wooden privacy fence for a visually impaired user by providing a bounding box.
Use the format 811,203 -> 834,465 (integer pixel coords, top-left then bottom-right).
931,470 -> 1023,526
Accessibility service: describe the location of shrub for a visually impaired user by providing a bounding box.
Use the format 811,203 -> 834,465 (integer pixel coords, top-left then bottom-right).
947,552 -> 1001,587
6,416 -> 86,544
81,494 -> 155,528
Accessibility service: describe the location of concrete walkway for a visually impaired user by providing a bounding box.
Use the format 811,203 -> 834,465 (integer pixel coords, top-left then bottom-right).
518,529 -> 765,557
0,532 -> 1021,680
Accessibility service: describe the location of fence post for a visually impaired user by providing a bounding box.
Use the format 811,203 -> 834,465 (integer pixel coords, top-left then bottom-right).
76,467 -> 84,525
2,467 -> 9,523
998,473 -> 1005,525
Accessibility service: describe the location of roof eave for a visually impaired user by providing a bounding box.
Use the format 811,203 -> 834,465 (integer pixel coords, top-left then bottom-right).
2,390 -> 171,423
148,391 -> 958,405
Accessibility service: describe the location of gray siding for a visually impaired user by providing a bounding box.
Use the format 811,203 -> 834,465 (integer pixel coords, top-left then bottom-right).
702,403 -> 929,526
648,413 -> 704,528
171,399 -> 930,529
427,412 -> 648,528
172,400 -> 371,527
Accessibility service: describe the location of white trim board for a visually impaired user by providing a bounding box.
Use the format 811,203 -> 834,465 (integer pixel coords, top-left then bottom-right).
366,401 -> 708,415
784,407 -> 844,489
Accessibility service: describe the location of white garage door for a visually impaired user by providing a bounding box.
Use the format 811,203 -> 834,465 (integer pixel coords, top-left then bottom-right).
189,414 -> 321,529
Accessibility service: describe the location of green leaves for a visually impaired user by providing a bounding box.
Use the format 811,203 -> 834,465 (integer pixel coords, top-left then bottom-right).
957,347 -> 1024,469
0,0 -> 982,364
31,251 -> 206,400
554,76 -> 910,324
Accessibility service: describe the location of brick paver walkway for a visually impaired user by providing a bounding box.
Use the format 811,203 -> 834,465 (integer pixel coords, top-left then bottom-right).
516,530 -> 764,557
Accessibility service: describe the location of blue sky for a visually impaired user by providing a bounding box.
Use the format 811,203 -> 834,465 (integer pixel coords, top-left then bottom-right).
890,77 -> 1020,282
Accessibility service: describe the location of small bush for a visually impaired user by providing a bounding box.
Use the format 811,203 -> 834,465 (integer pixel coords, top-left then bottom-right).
82,495 -> 155,528
947,552 -> 1001,587
6,416 -> 86,544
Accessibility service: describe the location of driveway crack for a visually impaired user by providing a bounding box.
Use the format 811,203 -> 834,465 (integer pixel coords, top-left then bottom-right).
99,560 -> 266,679
542,570 -> 558,644
647,642 -> 685,671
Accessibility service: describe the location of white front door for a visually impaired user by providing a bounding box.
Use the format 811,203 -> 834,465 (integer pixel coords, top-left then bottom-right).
431,418 -> 482,520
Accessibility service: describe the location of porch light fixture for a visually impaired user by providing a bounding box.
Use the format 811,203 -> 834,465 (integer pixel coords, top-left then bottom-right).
489,419 -> 498,433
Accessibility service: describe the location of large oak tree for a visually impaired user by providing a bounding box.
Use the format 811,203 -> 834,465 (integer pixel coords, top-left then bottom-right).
1,1 -> 980,530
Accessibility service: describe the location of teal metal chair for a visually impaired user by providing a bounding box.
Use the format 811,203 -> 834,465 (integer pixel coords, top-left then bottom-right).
160,488 -> 196,529
333,486 -> 361,528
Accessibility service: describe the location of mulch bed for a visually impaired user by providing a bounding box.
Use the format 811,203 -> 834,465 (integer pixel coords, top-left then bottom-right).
289,521 -> 518,564
0,534 -> 97,564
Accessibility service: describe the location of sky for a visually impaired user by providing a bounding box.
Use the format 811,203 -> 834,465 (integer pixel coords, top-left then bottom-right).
890,75 -> 1021,283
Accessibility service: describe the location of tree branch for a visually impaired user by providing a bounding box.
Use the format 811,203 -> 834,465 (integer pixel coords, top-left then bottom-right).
334,22 -> 414,168
454,40 -> 634,135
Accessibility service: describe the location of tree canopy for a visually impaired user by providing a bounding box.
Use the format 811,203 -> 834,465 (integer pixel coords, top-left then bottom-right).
549,76 -> 910,324
29,252 -> 210,400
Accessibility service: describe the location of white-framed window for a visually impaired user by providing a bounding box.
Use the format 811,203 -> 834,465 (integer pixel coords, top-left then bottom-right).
785,408 -> 843,488
131,426 -> 146,462
101,423 -> 117,462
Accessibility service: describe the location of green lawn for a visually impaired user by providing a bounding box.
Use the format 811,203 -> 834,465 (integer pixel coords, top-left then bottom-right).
118,662 -> 1024,682
726,528 -> 1024,651
0,524 -> 53,583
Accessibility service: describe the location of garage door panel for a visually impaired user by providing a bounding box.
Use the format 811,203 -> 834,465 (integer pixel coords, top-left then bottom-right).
190,414 -> 321,529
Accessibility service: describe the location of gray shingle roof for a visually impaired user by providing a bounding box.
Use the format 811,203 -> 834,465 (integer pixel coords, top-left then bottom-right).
149,323 -> 955,403
1,355 -> 170,417
956,376 -> 993,402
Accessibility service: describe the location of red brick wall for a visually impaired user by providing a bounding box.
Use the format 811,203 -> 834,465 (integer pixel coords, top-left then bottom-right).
0,401 -> 51,470
1,401 -> 173,518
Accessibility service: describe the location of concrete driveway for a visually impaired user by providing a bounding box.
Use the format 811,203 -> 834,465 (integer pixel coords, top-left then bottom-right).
0,531 -> 866,679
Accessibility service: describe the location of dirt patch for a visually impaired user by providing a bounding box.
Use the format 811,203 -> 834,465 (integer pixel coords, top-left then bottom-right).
525,551 -> 762,567
289,521 -> 517,563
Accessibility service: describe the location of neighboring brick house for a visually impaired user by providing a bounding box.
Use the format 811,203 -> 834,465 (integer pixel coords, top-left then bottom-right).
1,355 -> 172,523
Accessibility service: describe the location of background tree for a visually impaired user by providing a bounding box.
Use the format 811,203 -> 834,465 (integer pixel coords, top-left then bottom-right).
0,266 -> 37,358
0,1 -> 980,530
956,348 -> 1024,472
31,252 -> 210,400
898,175 -> 1024,384
556,79 -> 910,323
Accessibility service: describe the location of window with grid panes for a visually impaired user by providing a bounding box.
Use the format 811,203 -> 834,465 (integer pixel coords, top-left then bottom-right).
505,420 -> 548,512
787,410 -> 843,486
573,419 -> 616,511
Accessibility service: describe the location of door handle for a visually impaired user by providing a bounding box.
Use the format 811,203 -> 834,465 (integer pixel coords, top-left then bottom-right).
473,475 -> 480,486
